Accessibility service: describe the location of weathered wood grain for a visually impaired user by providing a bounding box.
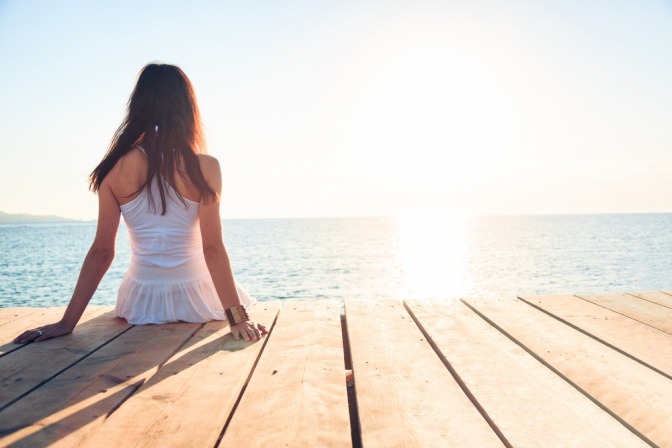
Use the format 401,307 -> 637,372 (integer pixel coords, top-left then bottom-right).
75,302 -> 280,448
345,300 -> 503,448
577,292 -> 672,335
0,308 -> 40,326
465,297 -> 672,447
1,290 -> 671,447
221,300 -> 350,447
519,294 -> 672,378
407,299 -> 650,447
630,291 -> 672,310
0,307 -> 69,356
0,322 -> 201,447
0,308 -> 129,411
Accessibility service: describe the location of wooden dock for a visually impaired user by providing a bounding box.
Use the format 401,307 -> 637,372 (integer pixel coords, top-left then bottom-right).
1,292 -> 672,447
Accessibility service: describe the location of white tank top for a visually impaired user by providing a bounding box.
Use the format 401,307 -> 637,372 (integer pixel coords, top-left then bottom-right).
120,177 -> 203,268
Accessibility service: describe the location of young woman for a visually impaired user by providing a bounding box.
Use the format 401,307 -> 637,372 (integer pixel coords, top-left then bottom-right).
14,63 -> 266,343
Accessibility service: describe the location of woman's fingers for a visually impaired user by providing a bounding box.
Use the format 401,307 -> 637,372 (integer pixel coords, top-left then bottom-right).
35,331 -> 51,342
13,331 -> 29,343
14,330 -> 33,344
248,322 -> 264,340
231,321 -> 267,342
14,322 -> 72,344
233,328 -> 242,341
14,329 -> 44,344
233,326 -> 250,341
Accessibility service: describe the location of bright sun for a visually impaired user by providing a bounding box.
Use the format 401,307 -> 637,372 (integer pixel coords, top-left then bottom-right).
356,45 -> 508,212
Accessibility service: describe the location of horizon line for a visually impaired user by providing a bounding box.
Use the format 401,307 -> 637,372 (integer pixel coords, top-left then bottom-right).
2,209 -> 672,224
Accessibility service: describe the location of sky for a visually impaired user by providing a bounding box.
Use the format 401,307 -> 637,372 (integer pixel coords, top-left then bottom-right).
0,0 -> 671,220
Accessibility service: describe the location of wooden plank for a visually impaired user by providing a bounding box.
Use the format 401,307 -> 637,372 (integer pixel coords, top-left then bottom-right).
464,297 -> 672,447
630,291 -> 672,309
405,299 -> 650,447
0,321 -> 201,448
0,307 -> 113,358
345,300 -> 503,447
0,308 -> 39,326
221,300 -> 350,447
0,307 -> 67,338
0,308 -> 129,411
0,307 -> 68,356
76,302 -> 281,448
577,292 -> 672,334
519,294 -> 672,378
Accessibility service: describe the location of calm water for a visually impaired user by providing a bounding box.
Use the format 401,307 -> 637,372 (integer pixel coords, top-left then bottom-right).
1,214 -> 671,307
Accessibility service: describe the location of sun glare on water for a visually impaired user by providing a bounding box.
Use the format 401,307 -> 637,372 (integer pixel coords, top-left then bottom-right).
394,212 -> 471,300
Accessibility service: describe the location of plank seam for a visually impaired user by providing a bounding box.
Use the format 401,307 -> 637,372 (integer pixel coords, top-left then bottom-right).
341,312 -> 362,448
517,296 -> 672,381
461,299 -> 659,448
0,342 -> 26,359
575,295 -> 672,337
104,379 -> 146,418
101,323 -> 206,421
0,308 -> 108,360
0,324 -> 136,414
215,305 -> 281,448
627,292 -> 672,311
403,300 -> 513,448
156,323 -> 205,369
662,291 -> 672,298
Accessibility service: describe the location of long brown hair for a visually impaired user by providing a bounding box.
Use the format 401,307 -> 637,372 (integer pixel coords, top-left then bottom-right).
90,63 -> 216,214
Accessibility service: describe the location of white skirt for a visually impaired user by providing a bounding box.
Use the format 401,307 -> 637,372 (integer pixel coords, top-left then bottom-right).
115,257 -> 256,325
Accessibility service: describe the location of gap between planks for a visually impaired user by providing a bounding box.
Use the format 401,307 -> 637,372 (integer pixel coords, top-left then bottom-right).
405,299 -> 649,447
344,300 -> 503,447
518,294 -> 672,382
462,298 -> 669,447
402,300 -> 510,447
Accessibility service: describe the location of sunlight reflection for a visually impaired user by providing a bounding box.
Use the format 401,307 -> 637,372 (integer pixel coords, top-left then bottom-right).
395,212 -> 470,300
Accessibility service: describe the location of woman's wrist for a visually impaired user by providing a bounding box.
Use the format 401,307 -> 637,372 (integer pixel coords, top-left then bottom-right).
58,318 -> 77,332
225,305 -> 249,326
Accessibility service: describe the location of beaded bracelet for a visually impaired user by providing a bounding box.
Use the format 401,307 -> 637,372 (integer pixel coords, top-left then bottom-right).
225,305 -> 250,326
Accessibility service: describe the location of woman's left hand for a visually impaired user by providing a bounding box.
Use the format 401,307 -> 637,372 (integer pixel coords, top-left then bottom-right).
230,321 -> 268,342
13,320 -> 74,344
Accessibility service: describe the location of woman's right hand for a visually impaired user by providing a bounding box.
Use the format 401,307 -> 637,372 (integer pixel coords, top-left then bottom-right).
13,320 -> 75,344
230,321 -> 268,342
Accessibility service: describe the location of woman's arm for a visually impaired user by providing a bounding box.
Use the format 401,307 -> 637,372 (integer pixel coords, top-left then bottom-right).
13,181 -> 121,343
198,155 -> 267,342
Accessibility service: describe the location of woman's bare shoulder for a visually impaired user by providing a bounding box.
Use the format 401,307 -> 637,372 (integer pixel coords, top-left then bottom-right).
197,154 -> 221,176
107,147 -> 147,191
196,154 -> 222,193
197,153 -> 219,166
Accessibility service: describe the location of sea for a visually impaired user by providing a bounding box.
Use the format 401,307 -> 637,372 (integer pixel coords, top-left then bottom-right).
1,214 -> 671,308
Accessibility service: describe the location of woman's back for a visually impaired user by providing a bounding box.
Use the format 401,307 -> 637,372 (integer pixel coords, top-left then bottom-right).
116,148 -> 204,268
121,177 -> 203,268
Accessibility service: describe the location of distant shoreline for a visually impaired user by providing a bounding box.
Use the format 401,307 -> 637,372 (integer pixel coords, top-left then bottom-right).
0,211 -> 84,224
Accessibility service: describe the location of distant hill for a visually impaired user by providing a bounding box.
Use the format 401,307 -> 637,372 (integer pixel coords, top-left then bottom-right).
0,211 -> 81,223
